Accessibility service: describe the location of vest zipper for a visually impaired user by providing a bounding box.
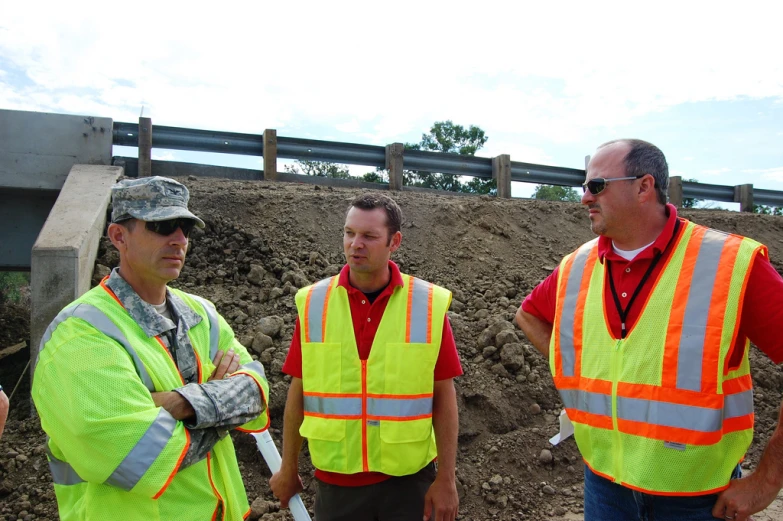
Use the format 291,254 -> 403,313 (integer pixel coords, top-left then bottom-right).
361,360 -> 369,473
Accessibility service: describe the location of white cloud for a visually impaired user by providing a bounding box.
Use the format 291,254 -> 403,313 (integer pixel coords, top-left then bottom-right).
743,167 -> 783,183
701,167 -> 732,177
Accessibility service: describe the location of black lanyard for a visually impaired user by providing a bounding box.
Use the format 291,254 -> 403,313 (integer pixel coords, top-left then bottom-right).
606,219 -> 681,339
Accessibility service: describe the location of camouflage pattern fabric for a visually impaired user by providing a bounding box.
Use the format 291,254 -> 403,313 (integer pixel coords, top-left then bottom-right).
105,269 -> 262,465
110,176 -> 205,227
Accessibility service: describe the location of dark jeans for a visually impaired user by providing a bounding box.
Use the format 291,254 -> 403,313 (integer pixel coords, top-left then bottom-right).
584,464 -> 742,521
314,463 -> 437,521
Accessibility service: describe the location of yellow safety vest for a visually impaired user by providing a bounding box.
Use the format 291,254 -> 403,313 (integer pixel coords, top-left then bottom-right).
33,280 -> 270,520
551,220 -> 764,495
295,273 -> 451,476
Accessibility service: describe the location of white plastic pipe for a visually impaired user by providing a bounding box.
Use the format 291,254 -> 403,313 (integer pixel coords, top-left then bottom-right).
253,431 -> 312,521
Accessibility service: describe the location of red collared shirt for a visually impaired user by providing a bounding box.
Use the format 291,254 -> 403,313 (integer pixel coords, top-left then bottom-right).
283,261 -> 462,486
522,204 -> 783,366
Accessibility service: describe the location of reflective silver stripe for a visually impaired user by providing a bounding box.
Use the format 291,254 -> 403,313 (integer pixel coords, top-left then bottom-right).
42,303 -> 155,392
304,396 -> 362,416
408,278 -> 432,343
191,295 -> 220,360
105,408 -> 177,491
45,443 -> 85,486
676,229 -> 728,392
617,396 -> 722,433
306,278 -> 333,343
724,390 -> 754,419
368,396 -> 433,418
240,360 -> 267,379
560,389 -> 612,417
559,243 -> 594,377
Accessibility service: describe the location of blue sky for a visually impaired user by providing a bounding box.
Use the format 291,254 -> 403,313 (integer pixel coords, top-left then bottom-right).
2,1 -> 782,205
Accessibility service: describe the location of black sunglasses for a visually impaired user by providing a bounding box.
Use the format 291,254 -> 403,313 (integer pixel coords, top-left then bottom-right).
145,218 -> 196,237
582,175 -> 646,195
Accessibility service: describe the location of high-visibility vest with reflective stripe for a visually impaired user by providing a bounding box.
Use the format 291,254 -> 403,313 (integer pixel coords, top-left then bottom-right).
33,281 -> 269,521
551,220 -> 764,495
295,273 -> 451,476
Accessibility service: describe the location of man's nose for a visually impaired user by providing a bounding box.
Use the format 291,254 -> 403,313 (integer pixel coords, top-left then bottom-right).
581,188 -> 594,205
169,227 -> 188,246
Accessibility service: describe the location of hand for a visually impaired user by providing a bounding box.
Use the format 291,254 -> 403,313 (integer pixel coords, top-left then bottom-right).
208,349 -> 240,381
269,468 -> 304,508
712,472 -> 781,521
423,475 -> 459,521
151,391 -> 195,421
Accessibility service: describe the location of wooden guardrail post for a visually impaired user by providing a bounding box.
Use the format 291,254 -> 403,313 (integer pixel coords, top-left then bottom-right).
669,176 -> 683,207
735,183 -> 754,212
386,143 -> 404,191
492,154 -> 511,198
263,129 -> 277,181
138,117 -> 152,177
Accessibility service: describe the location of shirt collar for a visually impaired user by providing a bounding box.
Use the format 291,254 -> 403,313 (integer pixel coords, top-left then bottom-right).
338,260 -> 405,298
104,268 -> 202,337
597,203 -> 681,263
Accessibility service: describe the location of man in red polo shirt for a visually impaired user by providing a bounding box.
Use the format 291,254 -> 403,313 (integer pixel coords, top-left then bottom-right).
516,139 -> 783,521
271,193 -> 462,521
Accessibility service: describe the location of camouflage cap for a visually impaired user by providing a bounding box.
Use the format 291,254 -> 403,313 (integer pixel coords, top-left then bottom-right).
110,176 -> 205,228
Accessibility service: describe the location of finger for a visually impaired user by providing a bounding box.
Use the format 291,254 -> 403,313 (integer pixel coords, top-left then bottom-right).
227,353 -> 241,374
215,349 -> 235,378
422,497 -> 433,521
712,494 -> 728,519
212,349 -> 226,367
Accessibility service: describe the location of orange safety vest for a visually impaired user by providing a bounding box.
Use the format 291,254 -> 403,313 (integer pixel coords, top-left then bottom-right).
551,220 -> 765,495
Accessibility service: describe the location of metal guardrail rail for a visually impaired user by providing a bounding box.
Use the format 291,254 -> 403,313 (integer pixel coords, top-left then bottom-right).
113,121 -> 783,208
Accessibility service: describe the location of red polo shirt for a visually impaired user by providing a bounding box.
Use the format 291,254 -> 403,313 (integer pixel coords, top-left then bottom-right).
521,204 -> 783,366
283,261 -> 463,486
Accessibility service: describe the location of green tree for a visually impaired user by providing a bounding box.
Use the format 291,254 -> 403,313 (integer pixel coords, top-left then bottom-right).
405,121 -> 492,194
752,204 -> 783,216
533,184 -> 581,202
284,160 -> 352,179
362,171 -> 388,184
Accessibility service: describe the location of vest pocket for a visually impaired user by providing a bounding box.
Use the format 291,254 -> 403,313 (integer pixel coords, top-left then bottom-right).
300,417 -> 348,473
302,342 -> 342,390
384,343 -> 437,395
379,417 -> 432,443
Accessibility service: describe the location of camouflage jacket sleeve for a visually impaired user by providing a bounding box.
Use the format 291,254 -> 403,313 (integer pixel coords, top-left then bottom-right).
174,313 -> 270,431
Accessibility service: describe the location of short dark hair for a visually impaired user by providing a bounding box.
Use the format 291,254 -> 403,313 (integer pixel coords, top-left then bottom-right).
600,139 -> 669,205
348,193 -> 402,240
118,218 -> 137,231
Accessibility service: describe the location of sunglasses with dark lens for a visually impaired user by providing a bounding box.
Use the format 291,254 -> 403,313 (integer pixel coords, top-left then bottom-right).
145,218 -> 196,237
582,175 -> 646,195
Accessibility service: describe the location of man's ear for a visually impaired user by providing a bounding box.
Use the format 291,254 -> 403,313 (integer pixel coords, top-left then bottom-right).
638,174 -> 657,203
389,231 -> 402,253
107,223 -> 128,252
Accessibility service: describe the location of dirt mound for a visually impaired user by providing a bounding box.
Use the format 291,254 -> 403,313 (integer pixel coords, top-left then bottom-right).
2,178 -> 782,520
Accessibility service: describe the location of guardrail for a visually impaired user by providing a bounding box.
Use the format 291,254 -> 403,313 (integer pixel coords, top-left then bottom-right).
113,120 -> 783,211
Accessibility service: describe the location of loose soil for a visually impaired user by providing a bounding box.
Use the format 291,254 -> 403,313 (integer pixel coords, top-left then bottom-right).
1,178 -> 782,521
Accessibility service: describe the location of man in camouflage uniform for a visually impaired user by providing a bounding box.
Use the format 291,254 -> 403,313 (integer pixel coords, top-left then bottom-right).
33,176 -> 270,520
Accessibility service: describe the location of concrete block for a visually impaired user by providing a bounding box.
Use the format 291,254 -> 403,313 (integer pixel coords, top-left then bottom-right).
30,165 -> 123,377
0,109 -> 113,190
